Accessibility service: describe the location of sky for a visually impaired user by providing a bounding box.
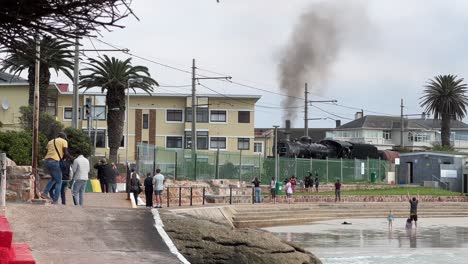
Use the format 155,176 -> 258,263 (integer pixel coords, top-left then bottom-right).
31,0 -> 468,128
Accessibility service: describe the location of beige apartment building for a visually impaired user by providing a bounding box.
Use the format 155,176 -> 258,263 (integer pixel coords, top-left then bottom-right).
0,73 -> 261,163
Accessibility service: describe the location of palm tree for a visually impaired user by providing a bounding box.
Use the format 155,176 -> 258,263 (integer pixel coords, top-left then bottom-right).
0,36 -> 74,111
420,75 -> 468,147
80,55 -> 158,162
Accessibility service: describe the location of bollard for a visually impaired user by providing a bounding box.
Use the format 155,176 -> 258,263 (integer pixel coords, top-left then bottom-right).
179,186 -> 182,206
166,187 -> 170,207
202,187 -> 205,205
190,187 -> 193,206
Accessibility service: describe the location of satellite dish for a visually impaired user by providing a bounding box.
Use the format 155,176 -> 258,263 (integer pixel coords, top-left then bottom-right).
1,99 -> 9,110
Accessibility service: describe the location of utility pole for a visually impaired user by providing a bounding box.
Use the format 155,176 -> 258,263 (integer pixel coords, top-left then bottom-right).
304,83 -> 308,137
401,98 -> 404,148
72,38 -> 80,129
32,38 -> 41,199
273,125 -> 279,183
190,59 -> 231,180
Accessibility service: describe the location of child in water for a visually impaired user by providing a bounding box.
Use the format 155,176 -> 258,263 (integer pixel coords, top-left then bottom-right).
387,210 -> 394,229
405,218 -> 413,229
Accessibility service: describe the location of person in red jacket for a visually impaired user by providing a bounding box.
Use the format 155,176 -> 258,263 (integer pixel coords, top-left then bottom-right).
335,179 -> 342,202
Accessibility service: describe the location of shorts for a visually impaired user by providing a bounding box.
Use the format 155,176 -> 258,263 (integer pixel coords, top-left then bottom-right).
286,193 -> 292,198
410,214 -> 418,222
270,188 -> 276,198
154,190 -> 163,195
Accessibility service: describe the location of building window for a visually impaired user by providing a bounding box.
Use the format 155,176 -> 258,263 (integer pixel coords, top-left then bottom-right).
238,111 -> 250,123
184,131 -> 209,149
166,136 -> 183,148
383,130 -> 392,140
47,97 -> 57,116
185,107 -> 209,123
166,109 -> 183,122
210,110 -> 227,122
210,137 -> 227,150
83,105 -> 106,120
120,136 -> 125,148
238,138 -> 250,150
82,129 -> 106,148
64,107 -> 73,120
254,142 -> 263,153
143,113 -> 149,129
408,132 -> 429,142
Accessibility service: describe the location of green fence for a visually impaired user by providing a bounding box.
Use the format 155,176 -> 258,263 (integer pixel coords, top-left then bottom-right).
136,143 -> 390,184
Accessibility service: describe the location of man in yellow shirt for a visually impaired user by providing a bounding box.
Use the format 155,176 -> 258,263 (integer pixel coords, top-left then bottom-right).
41,132 -> 72,204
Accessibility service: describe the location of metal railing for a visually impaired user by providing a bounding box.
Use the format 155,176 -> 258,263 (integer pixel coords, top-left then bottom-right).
164,186 -> 258,207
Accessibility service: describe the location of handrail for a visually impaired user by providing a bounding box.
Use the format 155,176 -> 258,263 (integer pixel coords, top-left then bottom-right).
163,186 -> 257,207
431,174 -> 449,190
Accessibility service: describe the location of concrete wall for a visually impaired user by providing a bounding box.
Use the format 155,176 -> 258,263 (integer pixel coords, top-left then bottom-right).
399,153 -> 464,192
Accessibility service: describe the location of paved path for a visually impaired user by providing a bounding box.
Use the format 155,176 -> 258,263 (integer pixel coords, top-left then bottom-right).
5,193 -> 181,264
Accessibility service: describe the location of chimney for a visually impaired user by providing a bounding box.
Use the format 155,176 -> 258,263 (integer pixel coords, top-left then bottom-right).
285,120 -> 291,141
335,120 -> 341,128
355,111 -> 364,120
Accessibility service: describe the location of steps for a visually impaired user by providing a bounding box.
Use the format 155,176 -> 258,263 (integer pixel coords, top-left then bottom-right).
230,202 -> 468,228
0,216 -> 35,264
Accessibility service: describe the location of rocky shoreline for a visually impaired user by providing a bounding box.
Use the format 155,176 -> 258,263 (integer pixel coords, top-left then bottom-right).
159,211 -> 321,264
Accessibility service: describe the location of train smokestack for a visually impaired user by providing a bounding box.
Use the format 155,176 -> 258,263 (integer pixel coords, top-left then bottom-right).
335,120 -> 341,128
285,120 -> 291,141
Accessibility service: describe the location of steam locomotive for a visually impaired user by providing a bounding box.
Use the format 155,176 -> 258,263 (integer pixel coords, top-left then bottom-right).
277,136 -> 380,160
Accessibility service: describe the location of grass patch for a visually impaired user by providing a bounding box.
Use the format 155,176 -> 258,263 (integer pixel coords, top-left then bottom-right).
291,187 -> 460,196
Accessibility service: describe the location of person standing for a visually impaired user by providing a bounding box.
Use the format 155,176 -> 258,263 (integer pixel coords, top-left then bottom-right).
153,169 -> 165,208
41,132 -> 72,204
285,178 -> 293,204
130,172 -> 142,205
334,179 -> 342,202
290,175 -> 297,192
315,177 -> 320,193
252,176 -> 261,203
94,158 -> 108,193
144,172 -> 154,208
105,162 -> 117,193
71,149 -> 90,207
270,177 -> 276,204
407,191 -> 419,228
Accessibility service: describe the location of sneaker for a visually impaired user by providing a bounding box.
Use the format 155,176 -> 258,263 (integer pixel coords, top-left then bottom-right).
40,194 -> 50,200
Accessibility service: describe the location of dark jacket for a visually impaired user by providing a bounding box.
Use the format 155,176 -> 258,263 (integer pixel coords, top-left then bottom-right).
130,178 -> 141,192
94,163 -> 107,183
61,160 -> 72,181
104,165 -> 117,184
144,177 -> 153,192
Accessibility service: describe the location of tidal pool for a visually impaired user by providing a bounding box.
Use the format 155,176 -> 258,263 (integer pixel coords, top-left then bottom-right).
265,218 -> 468,264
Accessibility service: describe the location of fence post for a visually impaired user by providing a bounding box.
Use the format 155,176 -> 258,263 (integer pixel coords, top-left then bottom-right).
239,150 -> 243,182
310,158 -> 313,174
166,187 -> 170,207
340,158 -> 343,183
326,156 -> 329,183
0,153 -> 6,208
215,148 -> 220,179
202,187 -> 205,205
174,151 -> 178,181
178,186 -> 182,206
252,186 -> 255,204
367,157 -> 370,182
294,155 -> 297,177
258,153 -> 262,182
378,157 -> 381,182
194,152 -> 198,181
190,187 -> 193,206
153,146 -> 157,175
229,186 -> 233,205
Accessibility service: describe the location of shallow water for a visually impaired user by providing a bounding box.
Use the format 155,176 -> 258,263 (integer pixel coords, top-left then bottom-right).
266,218 -> 468,264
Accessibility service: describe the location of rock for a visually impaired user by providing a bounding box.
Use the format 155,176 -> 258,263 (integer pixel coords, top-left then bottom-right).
160,211 -> 321,264
5,190 -> 17,202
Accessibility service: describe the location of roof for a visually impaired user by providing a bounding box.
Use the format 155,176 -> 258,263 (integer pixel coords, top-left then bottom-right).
0,72 -> 27,84
399,152 -> 465,158
255,127 -> 331,142
337,115 -> 468,130
56,83 -> 69,92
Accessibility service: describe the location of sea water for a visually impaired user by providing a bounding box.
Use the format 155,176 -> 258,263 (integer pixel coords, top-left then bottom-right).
265,218 -> 468,264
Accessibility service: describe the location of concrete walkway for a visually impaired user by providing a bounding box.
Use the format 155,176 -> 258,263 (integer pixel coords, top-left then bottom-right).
5,193 -> 181,264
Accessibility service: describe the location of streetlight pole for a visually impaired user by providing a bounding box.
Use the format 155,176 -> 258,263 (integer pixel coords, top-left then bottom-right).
126,78 -> 143,198
190,59 -> 231,180
273,125 -> 279,183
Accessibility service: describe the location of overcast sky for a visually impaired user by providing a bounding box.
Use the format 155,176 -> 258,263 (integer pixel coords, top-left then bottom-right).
47,0 -> 468,128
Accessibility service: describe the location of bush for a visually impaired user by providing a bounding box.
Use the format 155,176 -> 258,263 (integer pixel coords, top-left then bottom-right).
0,131 -> 47,165
18,105 -> 64,140
64,127 -> 92,157
432,143 -> 456,153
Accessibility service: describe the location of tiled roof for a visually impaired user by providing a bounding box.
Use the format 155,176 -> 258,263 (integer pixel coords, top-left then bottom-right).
337,115 -> 468,130
0,72 -> 27,84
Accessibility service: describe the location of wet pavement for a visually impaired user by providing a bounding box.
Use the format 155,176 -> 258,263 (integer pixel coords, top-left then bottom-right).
266,217 -> 468,264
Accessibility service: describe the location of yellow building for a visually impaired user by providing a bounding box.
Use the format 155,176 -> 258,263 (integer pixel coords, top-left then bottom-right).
0,73 -> 261,163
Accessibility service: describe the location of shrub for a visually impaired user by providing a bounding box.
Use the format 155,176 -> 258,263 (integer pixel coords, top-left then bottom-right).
0,131 -> 47,165
18,105 -> 64,140
64,127 -> 92,157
